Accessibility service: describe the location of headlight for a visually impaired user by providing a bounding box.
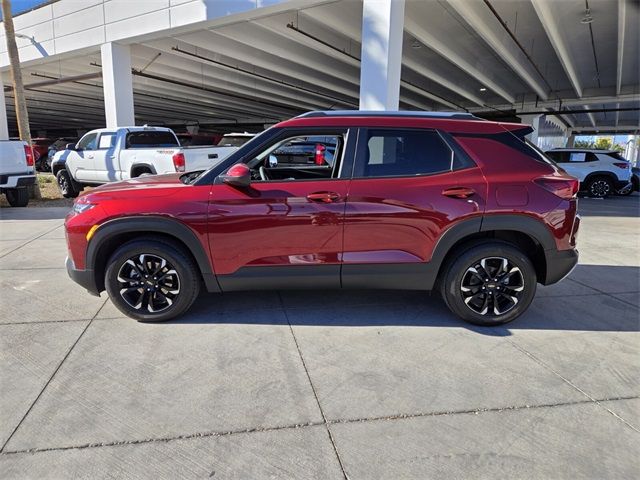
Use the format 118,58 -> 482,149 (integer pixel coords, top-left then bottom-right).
72,203 -> 96,214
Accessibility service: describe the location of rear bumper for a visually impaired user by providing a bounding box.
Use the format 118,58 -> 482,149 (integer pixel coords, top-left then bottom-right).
66,256 -> 100,296
0,173 -> 35,189
543,248 -> 579,285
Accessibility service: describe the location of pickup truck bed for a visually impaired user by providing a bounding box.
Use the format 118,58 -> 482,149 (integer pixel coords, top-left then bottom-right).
51,126 -> 237,198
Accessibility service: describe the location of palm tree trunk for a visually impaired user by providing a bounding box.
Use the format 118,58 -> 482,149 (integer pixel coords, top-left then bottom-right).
1,0 -> 41,199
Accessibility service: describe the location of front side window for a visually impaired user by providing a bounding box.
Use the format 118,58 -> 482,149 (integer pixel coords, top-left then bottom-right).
357,129 -> 452,178
244,132 -> 345,182
77,133 -> 98,151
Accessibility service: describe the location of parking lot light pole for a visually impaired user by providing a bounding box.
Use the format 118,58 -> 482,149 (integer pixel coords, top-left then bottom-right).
1,0 -> 41,198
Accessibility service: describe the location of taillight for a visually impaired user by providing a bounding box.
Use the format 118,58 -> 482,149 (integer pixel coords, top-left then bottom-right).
24,145 -> 34,167
613,162 -> 629,169
535,176 -> 579,200
172,152 -> 185,172
314,143 -> 326,165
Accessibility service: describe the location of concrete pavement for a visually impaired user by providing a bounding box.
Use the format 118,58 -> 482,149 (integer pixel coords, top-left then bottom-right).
0,196 -> 638,479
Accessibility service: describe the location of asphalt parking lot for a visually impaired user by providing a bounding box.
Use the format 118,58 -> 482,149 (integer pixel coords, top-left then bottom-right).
0,195 -> 638,479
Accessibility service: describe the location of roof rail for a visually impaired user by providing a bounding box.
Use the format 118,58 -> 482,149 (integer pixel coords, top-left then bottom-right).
297,110 -> 484,121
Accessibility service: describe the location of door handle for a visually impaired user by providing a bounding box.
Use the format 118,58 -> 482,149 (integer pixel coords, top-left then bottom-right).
307,191 -> 341,203
87,154 -> 94,159
442,186 -> 475,199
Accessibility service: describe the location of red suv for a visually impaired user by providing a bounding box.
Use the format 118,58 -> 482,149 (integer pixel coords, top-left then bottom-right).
65,111 -> 580,326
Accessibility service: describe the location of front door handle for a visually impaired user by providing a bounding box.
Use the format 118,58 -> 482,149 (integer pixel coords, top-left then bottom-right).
87,154 -> 94,159
307,191 -> 341,203
442,186 -> 475,199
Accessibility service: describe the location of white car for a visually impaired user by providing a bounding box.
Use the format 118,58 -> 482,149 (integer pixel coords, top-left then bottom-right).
51,126 -> 239,198
0,140 -> 36,207
545,148 -> 633,197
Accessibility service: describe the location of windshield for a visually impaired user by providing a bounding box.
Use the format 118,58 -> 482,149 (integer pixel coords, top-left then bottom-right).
217,136 -> 253,147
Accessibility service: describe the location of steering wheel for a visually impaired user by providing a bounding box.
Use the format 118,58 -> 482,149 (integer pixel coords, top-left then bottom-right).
259,166 -> 270,181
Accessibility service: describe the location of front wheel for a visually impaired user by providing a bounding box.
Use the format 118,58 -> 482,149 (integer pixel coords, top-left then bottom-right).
105,239 -> 201,322
5,188 -> 29,207
440,242 -> 537,326
56,169 -> 79,198
585,176 -> 613,198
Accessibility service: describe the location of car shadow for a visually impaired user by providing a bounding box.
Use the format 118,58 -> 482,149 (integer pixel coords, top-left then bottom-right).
162,264 -> 639,336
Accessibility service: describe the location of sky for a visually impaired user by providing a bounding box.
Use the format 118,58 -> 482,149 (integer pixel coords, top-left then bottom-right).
0,0 -> 48,20
576,135 -> 633,145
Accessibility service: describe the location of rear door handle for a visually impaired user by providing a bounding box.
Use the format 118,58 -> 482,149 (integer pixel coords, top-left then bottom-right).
307,191 -> 341,203
442,186 -> 475,199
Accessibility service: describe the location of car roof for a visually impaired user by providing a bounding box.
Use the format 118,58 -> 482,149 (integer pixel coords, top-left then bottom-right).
547,148 -> 616,153
89,126 -> 174,134
297,110 -> 483,120
277,110 -> 525,134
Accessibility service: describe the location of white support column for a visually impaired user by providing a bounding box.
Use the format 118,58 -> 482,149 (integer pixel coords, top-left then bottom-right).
101,43 -> 135,127
359,0 -> 405,111
565,133 -> 575,148
0,75 -> 9,140
520,114 -> 544,147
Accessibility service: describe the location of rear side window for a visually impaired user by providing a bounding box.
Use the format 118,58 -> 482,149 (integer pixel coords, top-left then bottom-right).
356,129 -> 453,178
125,131 -> 179,149
546,151 -> 568,163
98,132 -> 117,149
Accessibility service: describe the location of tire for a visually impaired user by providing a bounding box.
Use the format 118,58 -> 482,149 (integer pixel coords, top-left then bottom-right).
585,176 -> 614,198
105,239 -> 201,322
56,169 -> 79,198
5,188 -> 29,207
440,241 -> 537,326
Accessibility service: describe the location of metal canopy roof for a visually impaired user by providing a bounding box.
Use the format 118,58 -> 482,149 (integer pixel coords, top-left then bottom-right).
1,0 -> 638,135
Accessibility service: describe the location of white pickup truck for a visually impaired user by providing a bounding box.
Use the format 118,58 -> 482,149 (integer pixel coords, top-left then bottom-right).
0,140 -> 36,207
51,126 -> 238,198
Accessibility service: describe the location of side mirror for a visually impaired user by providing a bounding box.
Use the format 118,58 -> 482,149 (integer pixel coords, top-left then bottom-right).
268,154 -> 278,168
220,163 -> 251,188
66,143 -> 76,150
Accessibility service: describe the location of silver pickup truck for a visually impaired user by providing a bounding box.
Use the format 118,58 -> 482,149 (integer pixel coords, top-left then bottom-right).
51,126 -> 242,198
0,140 -> 36,207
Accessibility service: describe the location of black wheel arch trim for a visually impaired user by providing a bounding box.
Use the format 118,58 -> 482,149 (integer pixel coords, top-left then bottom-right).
130,163 -> 158,176
479,214 -> 556,251
87,216 -> 220,293
582,171 -> 618,187
428,214 -> 564,287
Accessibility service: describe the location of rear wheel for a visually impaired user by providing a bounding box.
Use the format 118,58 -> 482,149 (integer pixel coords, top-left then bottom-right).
440,241 -> 537,326
5,188 -> 29,207
585,176 -> 613,198
56,169 -> 79,198
105,239 -> 200,322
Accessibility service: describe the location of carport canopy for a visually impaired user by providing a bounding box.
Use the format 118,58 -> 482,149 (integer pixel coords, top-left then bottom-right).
0,0 -> 638,142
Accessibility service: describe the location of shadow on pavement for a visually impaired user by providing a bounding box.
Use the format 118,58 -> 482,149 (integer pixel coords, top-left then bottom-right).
577,192 -> 639,218
163,264 -> 639,336
0,206 -> 69,221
